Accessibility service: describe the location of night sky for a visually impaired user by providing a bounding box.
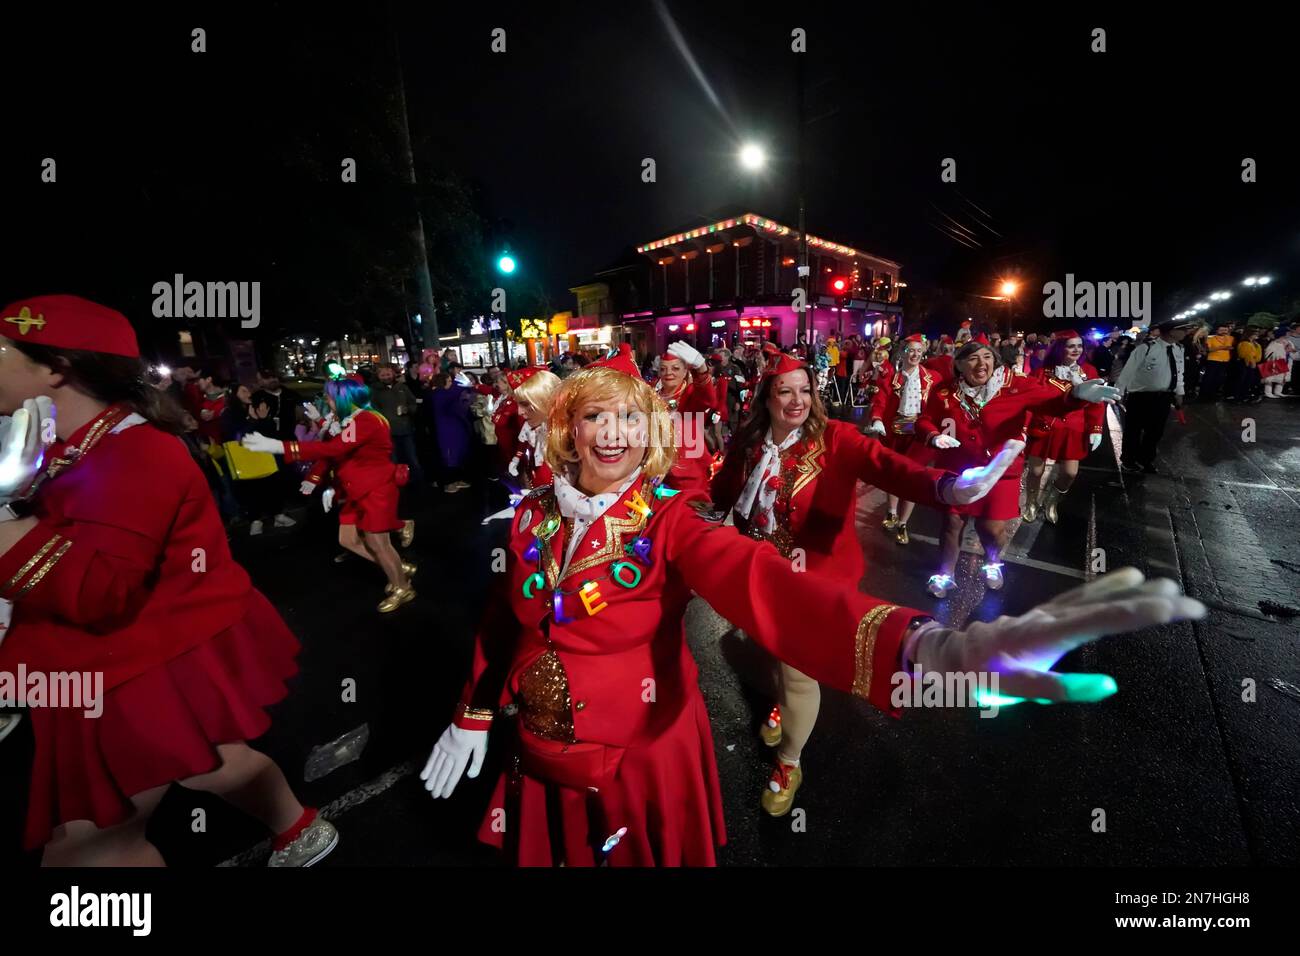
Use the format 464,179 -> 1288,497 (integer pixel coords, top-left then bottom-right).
3,3 -> 1296,337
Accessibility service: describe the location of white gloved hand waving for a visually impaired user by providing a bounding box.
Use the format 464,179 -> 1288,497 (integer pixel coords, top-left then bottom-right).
941,439 -> 1025,505
867,419 -> 886,437
421,724 -> 488,799
903,567 -> 1206,704
0,397 -> 55,500
1072,379 -> 1121,405
931,434 -> 961,449
241,432 -> 285,455
667,341 -> 705,369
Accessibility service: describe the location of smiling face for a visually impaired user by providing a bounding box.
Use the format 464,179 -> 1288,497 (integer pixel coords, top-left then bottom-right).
765,369 -> 812,434
573,394 -> 650,494
1064,337 -> 1084,362
658,356 -> 687,394
957,347 -> 997,386
901,342 -> 925,369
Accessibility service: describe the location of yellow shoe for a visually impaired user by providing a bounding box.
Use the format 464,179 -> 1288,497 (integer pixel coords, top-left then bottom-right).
400,520 -> 416,549
1021,498 -> 1039,522
882,512 -> 899,531
760,761 -> 803,817
1041,485 -> 1063,525
758,705 -> 782,747
378,586 -> 416,613
893,523 -> 910,546
402,561 -> 417,580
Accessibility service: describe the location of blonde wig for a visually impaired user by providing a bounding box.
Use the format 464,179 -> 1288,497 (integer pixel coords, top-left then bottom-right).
511,368 -> 561,416
545,366 -> 677,482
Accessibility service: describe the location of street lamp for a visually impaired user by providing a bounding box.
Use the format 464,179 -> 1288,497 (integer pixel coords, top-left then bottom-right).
738,142 -> 767,171
494,252 -> 519,364
497,254 -> 516,274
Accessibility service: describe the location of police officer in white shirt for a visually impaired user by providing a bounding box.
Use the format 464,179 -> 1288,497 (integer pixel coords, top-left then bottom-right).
1115,318 -> 1193,474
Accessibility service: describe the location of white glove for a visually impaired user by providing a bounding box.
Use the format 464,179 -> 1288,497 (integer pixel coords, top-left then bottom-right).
867,419 -> 887,437
507,456 -> 521,477
299,480 -> 315,496
1089,433 -> 1104,452
321,488 -> 335,512
739,389 -> 750,402
302,403 -> 322,422
931,434 -> 961,449
1072,379 -> 1121,404
241,432 -> 285,454
941,439 -> 1025,505
421,724 -> 488,799
0,397 -> 55,500
903,567 -> 1206,703
733,374 -> 746,384
667,341 -> 705,369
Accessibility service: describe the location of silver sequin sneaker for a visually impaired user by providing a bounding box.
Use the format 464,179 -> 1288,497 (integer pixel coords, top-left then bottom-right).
267,818 -> 339,867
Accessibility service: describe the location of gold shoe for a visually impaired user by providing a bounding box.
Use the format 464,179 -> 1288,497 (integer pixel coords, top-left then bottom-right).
386,564 -> 418,595
1042,485 -> 1063,525
882,512 -> 899,531
1021,497 -> 1039,523
758,705 -> 782,747
378,586 -> 416,613
893,523 -> 910,546
400,520 -> 416,549
760,761 -> 803,818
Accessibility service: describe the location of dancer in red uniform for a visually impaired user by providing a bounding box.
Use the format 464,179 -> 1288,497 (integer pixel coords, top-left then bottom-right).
1022,331 -> 1106,523
868,334 -> 941,545
505,366 -> 560,490
0,295 -> 335,867
653,341 -> 716,493
418,341 -> 1198,866
244,378 -> 415,613
711,348 -> 1022,815
914,337 -> 1119,598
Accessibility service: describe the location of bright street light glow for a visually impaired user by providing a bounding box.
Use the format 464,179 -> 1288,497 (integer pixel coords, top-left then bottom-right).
999,279 -> 1019,297
1193,302 -> 1209,310
497,254 -> 516,274
739,143 -> 767,170
1243,276 -> 1258,286
1257,275 -> 1272,285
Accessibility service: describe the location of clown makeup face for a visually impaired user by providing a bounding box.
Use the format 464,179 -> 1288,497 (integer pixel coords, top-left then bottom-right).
766,369 -> 812,441
658,356 -> 687,395
1064,337 -> 1084,363
575,397 -> 650,495
958,347 -> 997,386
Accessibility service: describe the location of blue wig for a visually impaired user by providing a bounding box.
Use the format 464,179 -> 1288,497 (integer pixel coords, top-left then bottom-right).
326,378 -> 372,419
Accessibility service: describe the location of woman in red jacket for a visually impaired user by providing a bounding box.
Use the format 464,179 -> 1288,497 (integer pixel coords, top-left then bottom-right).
867,334 -> 941,545
244,377 -> 414,613
1022,331 -> 1106,524
711,348 -> 1020,816
505,366 -> 560,490
418,336 -> 1201,867
914,337 -> 1119,598
654,340 -> 717,493
0,295 -> 335,867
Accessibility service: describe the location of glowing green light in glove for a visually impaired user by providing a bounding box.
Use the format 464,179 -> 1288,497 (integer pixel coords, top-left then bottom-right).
974,673 -> 1118,709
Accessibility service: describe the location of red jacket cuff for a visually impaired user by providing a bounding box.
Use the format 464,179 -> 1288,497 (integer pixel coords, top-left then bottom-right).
453,702 -> 495,730
851,604 -> 923,717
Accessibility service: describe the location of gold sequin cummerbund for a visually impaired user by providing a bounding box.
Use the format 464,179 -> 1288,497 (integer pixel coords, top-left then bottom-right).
517,648 -> 575,742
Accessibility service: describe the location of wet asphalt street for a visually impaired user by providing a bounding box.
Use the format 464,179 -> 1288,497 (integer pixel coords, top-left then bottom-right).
3,397 -> 1297,866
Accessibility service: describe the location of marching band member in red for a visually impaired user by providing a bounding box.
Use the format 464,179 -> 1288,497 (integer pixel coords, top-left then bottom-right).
711,349 -> 1021,816
1023,331 -> 1106,523
653,341 -> 717,493
868,334 -> 941,545
923,335 -> 956,381
491,375 -> 523,474
505,366 -> 560,490
914,336 -> 1119,598
0,295 -> 336,867
244,377 -> 415,613
416,342 -> 1195,867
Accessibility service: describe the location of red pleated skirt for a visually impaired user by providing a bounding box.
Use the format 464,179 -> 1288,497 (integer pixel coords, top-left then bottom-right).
21,589 -> 299,851
338,481 -> 403,533
477,690 -> 727,866
1026,422 -> 1092,461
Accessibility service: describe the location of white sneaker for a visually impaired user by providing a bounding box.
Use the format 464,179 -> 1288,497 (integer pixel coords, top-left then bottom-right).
981,563 -> 1005,590
267,818 -> 339,867
926,574 -> 957,599
250,520 -> 264,536
273,514 -> 297,528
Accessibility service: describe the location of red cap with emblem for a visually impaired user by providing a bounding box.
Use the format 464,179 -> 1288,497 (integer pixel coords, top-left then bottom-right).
587,343 -> 642,379
761,342 -> 805,379
505,365 -> 543,390
1,295 -> 140,358
903,333 -> 925,344
1053,329 -> 1082,340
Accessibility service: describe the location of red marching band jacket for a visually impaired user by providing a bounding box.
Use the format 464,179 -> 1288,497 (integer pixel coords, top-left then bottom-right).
710,420 -> 949,584
869,365 -> 941,433
914,376 -> 1082,481
0,407 -> 256,690
492,397 -> 523,471
283,409 -> 397,496
452,476 -> 926,744
658,366 -> 717,494
1026,363 -> 1105,455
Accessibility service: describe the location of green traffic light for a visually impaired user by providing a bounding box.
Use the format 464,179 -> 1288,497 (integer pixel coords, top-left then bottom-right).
498,255 -> 516,274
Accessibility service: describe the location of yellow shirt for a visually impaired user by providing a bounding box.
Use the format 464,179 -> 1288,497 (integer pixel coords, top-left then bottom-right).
1237,341 -> 1261,364
827,344 -> 840,367
1206,334 -> 1234,362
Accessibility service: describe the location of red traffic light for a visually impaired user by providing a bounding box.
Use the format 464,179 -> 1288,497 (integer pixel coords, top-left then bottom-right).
831,277 -> 848,293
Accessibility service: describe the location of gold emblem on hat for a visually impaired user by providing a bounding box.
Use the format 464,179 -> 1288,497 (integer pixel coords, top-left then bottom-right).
4,307 -> 46,335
